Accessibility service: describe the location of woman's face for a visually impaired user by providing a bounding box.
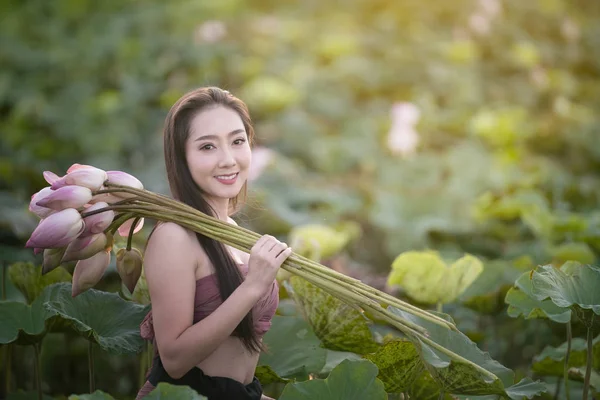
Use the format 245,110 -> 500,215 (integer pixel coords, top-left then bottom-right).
185,105 -> 252,206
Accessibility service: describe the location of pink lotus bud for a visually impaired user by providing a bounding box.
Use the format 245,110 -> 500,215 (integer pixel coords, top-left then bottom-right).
51,166 -> 107,191
43,171 -> 61,185
42,247 -> 67,275
26,208 -> 85,249
249,147 -> 274,181
29,187 -> 56,218
116,248 -> 143,293
62,233 -> 108,262
89,186 -> 123,205
105,171 -> 144,199
36,186 -> 92,210
117,218 -> 144,237
34,247 -> 43,255
67,163 -> 94,173
81,202 -> 114,235
71,250 -> 111,297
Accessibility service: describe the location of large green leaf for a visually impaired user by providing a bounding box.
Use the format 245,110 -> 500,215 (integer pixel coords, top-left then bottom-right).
0,283 -> 59,345
68,391 -> 116,400
278,359 -> 387,400
388,307 -> 546,399
505,271 -> 572,323
408,371 -> 454,400
287,277 -> 379,354
43,282 -> 149,354
387,251 -> 483,305
257,315 -> 327,383
142,382 -> 207,399
530,263 -> 600,327
8,262 -> 71,304
532,335 -> 600,376
363,339 -> 423,393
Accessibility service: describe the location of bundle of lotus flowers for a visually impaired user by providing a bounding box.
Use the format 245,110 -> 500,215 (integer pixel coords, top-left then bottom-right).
25,163 -> 498,381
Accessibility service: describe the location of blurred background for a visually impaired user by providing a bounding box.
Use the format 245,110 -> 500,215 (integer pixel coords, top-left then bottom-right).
1,0 -> 599,398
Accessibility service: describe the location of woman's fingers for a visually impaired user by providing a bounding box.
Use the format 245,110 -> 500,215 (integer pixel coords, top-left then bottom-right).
276,247 -> 293,261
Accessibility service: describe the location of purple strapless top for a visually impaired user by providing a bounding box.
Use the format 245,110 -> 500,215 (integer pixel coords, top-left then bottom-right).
140,263 -> 279,342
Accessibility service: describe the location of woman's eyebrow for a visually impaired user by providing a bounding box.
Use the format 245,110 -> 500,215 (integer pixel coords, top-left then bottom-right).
194,129 -> 245,142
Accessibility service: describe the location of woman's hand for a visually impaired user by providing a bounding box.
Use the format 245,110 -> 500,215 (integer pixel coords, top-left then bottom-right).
244,235 -> 292,294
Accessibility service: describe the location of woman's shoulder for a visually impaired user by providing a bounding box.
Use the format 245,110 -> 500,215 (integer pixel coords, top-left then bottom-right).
147,222 -> 199,254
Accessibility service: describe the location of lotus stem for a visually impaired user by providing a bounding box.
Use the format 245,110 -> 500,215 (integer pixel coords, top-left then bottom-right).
33,343 -> 42,400
565,321 -> 572,400
4,344 -> 11,394
89,341 -> 95,393
83,187 -> 490,373
127,217 -> 141,251
582,323 -> 594,400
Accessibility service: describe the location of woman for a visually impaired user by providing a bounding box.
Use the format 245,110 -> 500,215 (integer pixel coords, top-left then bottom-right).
136,87 -> 291,400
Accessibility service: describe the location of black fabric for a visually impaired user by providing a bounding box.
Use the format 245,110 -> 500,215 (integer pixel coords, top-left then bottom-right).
147,355 -> 263,400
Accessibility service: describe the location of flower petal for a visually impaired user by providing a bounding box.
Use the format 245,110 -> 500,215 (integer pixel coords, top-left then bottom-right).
36,186 -> 92,211
25,208 -> 85,249
71,250 -> 111,297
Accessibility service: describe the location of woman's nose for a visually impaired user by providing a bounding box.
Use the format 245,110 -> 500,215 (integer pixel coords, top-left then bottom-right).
218,148 -> 237,167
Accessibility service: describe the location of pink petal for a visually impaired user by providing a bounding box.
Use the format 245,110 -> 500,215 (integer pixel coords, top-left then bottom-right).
25,208 -> 85,249
36,186 -> 92,211
51,167 -> 107,191
67,163 -> 95,173
82,202 -> 114,235
117,218 -> 144,237
62,233 -> 107,262
43,171 -> 61,185
105,171 -> 144,199
71,250 -> 111,297
29,187 -> 56,218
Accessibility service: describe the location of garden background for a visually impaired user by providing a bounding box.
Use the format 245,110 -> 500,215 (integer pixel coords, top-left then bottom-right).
1,0 -> 599,399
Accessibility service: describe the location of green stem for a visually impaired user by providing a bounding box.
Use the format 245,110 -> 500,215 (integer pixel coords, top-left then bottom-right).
127,217 -> 141,251
2,262 -> 6,301
33,343 -> 41,400
88,341 -> 95,393
582,324 -> 594,400
564,321 -> 572,400
90,201 -> 456,331
4,344 -> 11,394
437,303 -> 443,313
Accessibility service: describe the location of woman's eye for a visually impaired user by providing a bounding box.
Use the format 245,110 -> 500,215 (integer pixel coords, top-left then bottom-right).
233,138 -> 246,145
200,144 -> 215,150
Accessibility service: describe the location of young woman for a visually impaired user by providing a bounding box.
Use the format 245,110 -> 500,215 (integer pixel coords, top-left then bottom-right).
136,87 -> 291,400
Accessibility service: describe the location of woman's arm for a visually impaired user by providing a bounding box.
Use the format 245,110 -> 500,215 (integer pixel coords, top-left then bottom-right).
144,222 -> 264,379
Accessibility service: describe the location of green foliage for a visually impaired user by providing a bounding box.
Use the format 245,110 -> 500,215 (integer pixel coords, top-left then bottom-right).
388,307 -> 546,399
278,359 -> 387,400
287,276 -> 379,354
387,251 -> 483,305
43,282 -> 149,354
532,335 -> 600,377
505,271 -> 572,323
8,262 -> 71,304
257,315 -> 327,382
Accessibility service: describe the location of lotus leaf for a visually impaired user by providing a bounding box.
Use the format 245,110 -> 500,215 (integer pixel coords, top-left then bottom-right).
257,315 -> 327,382
68,391 -> 116,400
505,271 -> 572,323
142,382 -> 207,399
43,282 -> 149,354
532,335 -> 600,376
287,277 -> 379,353
387,250 -> 483,304
388,307 -> 546,399
530,263 -> 600,324
278,359 -> 387,400
8,262 -> 71,304
363,339 -> 423,393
